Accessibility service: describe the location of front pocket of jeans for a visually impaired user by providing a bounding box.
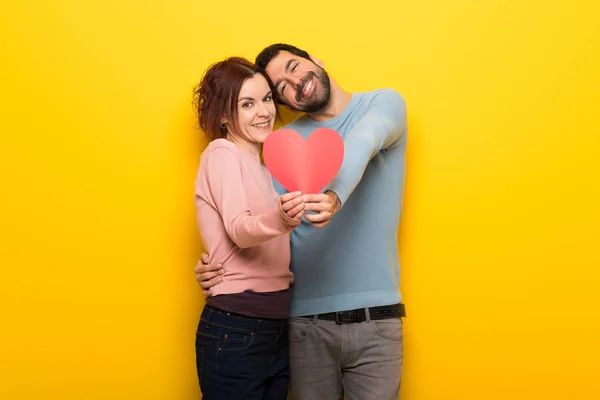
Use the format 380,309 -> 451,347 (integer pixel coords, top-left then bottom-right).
373,319 -> 403,342
224,330 -> 249,343
288,318 -> 311,343
219,329 -> 255,351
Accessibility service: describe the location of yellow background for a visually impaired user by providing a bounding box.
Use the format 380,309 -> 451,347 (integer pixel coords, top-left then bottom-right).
1,0 -> 599,399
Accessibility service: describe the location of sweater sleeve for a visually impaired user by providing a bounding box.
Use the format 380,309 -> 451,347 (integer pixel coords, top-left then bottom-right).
201,146 -> 300,248
325,89 -> 408,205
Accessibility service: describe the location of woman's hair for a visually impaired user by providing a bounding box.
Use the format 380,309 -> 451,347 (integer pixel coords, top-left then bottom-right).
192,57 -> 275,142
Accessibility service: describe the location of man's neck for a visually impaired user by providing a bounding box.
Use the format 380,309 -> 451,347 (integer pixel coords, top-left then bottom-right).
307,79 -> 352,122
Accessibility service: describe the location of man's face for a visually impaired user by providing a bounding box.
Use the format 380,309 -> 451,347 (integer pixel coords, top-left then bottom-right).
264,51 -> 331,113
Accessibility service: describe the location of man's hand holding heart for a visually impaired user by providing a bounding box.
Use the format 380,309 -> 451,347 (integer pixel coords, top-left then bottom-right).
302,190 -> 341,229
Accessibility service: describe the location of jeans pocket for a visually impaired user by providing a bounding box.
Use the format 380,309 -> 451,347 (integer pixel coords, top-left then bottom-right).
219,328 -> 255,352
373,318 -> 403,342
288,318 -> 312,343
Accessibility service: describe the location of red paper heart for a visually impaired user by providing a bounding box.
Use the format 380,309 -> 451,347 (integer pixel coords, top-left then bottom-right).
262,127 -> 344,194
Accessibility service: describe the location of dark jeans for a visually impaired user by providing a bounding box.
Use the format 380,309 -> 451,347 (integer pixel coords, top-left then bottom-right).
195,304 -> 290,400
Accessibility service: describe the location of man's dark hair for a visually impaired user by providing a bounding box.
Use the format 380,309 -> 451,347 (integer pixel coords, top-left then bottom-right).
255,43 -> 311,71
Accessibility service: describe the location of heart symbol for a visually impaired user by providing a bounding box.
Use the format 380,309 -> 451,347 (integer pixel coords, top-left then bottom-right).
262,127 -> 344,194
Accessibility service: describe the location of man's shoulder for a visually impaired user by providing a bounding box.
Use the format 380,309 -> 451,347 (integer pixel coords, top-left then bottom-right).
356,88 -> 407,121
361,88 -> 405,105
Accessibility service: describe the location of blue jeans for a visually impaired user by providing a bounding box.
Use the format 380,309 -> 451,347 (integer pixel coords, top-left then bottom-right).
195,305 -> 290,400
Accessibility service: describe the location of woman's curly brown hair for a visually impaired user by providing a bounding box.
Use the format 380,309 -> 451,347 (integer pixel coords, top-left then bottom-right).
192,57 -> 275,142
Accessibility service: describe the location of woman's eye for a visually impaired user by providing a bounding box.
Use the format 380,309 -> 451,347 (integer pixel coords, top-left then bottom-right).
265,95 -> 272,102
242,102 -> 252,108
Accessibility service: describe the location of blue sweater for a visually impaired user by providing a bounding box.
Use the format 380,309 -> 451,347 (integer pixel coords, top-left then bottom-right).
272,88 -> 408,317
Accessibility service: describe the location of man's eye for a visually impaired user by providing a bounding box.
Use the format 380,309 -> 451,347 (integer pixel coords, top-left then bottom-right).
292,64 -> 297,72
281,83 -> 287,94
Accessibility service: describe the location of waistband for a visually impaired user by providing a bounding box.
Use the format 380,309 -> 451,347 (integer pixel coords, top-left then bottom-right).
201,304 -> 287,333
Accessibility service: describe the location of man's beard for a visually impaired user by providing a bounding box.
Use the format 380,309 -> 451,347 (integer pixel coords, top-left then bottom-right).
292,68 -> 331,113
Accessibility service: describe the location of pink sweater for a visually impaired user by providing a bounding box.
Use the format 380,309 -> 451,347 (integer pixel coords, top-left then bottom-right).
194,139 -> 298,296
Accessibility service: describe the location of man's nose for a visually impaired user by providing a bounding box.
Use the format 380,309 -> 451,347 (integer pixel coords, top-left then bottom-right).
291,76 -> 302,89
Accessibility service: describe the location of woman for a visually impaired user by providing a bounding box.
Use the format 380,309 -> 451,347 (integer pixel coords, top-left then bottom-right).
191,57 -> 304,399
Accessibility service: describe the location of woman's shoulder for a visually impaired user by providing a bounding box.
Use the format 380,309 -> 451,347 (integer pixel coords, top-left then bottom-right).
200,139 -> 241,170
202,138 -> 241,159
206,138 -> 238,153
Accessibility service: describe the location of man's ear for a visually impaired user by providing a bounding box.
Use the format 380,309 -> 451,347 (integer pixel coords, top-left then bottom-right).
309,55 -> 324,69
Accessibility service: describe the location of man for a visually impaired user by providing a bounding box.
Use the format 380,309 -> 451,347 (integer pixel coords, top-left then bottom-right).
195,43 -> 408,400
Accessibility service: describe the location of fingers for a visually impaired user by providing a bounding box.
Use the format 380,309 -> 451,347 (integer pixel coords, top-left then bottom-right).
291,210 -> 305,221
302,193 -> 332,212
302,192 -> 339,228
304,214 -> 331,229
281,192 -> 334,226
304,202 -> 330,212
194,257 -> 225,295
194,260 -> 223,275
304,211 -> 332,223
197,274 -> 223,290
281,195 -> 305,213
306,218 -> 330,229
196,269 -> 223,285
302,193 -> 328,203
286,202 -> 306,219
279,191 -> 303,205
194,253 -> 223,297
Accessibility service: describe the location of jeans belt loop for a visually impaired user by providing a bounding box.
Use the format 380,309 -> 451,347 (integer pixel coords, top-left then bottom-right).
335,312 -> 342,324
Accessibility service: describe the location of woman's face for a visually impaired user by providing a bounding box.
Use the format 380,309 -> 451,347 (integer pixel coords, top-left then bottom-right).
228,73 -> 276,149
